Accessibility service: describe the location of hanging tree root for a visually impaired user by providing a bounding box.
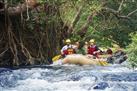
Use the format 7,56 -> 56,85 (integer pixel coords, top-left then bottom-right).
5,18 -> 34,66
7,30 -> 35,66
20,43 -> 34,65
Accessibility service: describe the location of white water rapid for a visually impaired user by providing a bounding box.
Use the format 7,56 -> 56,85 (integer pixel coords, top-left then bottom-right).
0,64 -> 137,91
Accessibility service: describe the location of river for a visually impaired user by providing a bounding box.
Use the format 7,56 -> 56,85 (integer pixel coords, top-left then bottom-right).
0,63 -> 137,91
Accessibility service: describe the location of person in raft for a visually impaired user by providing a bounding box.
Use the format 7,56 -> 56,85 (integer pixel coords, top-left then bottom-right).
61,39 -> 76,57
87,39 -> 101,58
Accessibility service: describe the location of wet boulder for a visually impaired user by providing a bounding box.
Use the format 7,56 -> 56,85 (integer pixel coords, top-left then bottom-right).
93,82 -> 109,90
107,50 -> 127,64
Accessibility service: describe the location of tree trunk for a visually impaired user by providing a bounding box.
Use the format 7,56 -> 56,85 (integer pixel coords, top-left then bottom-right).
78,12 -> 97,37
67,5 -> 83,35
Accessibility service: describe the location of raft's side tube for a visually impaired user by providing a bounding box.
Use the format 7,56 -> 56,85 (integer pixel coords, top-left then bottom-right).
62,54 -> 108,66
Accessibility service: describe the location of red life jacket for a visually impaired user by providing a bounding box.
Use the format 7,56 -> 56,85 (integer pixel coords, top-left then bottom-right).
88,45 -> 97,55
67,48 -> 75,54
63,46 -> 75,56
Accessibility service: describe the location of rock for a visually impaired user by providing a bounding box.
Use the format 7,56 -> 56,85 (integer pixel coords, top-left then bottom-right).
93,82 -> 109,90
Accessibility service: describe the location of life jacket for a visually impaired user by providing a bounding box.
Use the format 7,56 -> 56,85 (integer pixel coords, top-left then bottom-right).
63,45 -> 75,56
87,45 -> 100,58
88,45 -> 97,55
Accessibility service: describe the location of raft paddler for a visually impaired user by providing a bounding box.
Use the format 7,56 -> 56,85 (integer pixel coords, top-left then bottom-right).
87,39 -> 101,58
61,39 -> 77,57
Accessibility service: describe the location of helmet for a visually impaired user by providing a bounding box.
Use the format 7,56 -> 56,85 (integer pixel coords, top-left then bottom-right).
89,39 -> 95,43
65,39 -> 71,43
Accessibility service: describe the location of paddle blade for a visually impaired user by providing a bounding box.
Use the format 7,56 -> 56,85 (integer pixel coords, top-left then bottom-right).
52,55 -> 61,62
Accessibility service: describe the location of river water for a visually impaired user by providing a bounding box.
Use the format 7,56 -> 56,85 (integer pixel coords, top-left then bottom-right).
0,63 -> 137,91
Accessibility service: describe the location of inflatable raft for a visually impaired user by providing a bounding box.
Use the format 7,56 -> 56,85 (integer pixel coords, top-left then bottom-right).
53,54 -> 108,66
52,50 -> 127,66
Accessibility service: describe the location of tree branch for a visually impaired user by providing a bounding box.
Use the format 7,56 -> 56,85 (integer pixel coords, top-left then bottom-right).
102,0 -> 137,20
68,5 -> 83,34
102,7 -> 118,14
118,0 -> 124,12
102,7 -> 137,20
0,0 -> 40,15
77,12 -> 97,37
127,8 -> 137,17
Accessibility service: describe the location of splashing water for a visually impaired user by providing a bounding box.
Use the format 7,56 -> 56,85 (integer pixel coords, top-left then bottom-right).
0,64 -> 137,91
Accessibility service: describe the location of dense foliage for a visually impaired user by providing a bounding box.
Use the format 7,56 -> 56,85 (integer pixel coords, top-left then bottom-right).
61,0 -> 137,47
126,33 -> 137,67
